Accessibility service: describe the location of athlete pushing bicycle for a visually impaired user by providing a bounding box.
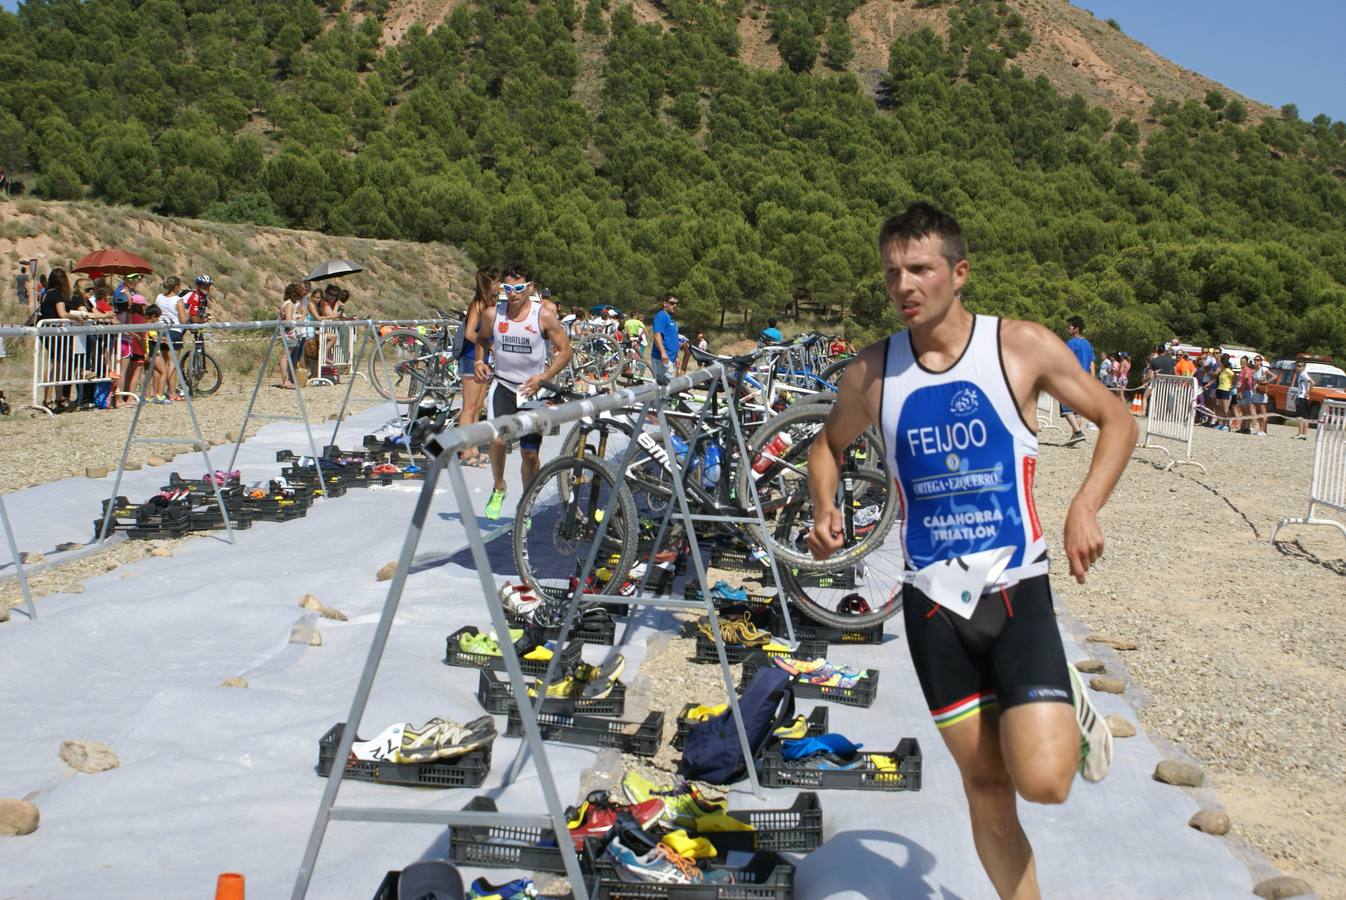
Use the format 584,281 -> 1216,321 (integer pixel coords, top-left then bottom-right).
473,262 -> 573,521
807,203 -> 1136,900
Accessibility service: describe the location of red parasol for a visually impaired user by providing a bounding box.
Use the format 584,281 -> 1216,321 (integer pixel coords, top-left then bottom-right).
71,249 -> 154,276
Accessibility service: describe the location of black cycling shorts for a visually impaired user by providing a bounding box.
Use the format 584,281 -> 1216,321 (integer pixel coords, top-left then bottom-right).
902,573 -> 1071,730
488,380 -> 542,451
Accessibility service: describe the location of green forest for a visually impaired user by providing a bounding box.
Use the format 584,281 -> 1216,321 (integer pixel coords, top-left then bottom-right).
2,0 -> 1345,360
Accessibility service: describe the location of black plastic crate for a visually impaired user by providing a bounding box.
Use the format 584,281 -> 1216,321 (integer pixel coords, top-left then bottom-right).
759,737 -> 922,792
786,564 -> 860,591
709,547 -> 761,571
504,608 -> 616,646
447,796 -> 567,872
769,602 -> 885,646
583,836 -> 794,900
123,521 -> 191,540
100,496 -> 136,518
505,709 -> 664,757
740,653 -> 879,709
242,497 -> 309,522
187,508 -> 254,531
316,723 -> 492,789
692,791 -> 824,856
683,584 -> 778,616
674,704 -> 828,753
444,626 -> 583,678
691,632 -> 829,665
476,669 -> 626,717
166,471 -> 242,494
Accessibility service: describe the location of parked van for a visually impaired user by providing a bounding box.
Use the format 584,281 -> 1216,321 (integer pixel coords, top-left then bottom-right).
1264,356 -> 1346,422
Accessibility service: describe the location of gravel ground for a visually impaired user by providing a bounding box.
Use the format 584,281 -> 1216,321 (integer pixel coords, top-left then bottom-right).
0,374 -> 385,495
4,396 -> 1344,895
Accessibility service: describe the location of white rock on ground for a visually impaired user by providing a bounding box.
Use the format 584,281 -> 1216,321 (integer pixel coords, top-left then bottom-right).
59,740 -> 119,774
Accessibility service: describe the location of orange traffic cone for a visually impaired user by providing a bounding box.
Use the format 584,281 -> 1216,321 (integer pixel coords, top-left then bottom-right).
215,873 -> 245,900
1129,393 -> 1143,414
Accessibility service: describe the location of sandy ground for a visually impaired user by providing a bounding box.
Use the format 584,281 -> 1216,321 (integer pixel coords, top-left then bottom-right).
3,389 -> 1344,896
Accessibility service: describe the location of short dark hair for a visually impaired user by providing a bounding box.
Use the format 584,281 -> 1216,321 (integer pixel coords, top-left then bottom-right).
1067,316 -> 1085,332
767,318 -> 777,327
501,262 -> 532,282
661,292 -> 677,303
877,202 -> 967,266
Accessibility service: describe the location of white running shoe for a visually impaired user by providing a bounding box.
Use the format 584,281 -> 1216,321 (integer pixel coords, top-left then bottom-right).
1069,664 -> 1113,782
499,581 -> 542,618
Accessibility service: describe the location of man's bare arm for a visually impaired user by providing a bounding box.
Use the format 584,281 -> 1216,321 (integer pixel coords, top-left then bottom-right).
806,342 -> 884,560
1006,320 -> 1136,582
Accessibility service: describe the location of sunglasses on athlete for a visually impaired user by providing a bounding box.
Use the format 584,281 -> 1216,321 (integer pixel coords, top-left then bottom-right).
500,283 -> 530,294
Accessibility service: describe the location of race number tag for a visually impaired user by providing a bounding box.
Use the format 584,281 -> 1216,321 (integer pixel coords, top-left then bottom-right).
912,546 -> 1015,621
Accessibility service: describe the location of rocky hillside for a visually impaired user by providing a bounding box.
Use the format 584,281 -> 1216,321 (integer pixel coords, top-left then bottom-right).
0,199 -> 475,322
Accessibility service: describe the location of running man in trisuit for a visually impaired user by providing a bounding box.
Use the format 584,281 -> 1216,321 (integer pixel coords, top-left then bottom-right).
807,203 -> 1135,900
473,263 -> 573,520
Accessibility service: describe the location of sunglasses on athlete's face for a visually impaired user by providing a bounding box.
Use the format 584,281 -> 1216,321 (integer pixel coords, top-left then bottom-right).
665,299 -> 679,307
501,282 -> 529,295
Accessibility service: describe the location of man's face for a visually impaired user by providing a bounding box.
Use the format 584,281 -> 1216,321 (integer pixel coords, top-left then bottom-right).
882,236 -> 967,329
663,297 -> 679,316
500,277 -> 530,301
1067,323 -> 1080,337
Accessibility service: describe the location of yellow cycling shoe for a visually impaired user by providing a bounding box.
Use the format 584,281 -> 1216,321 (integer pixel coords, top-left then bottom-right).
692,811 -> 754,832
684,703 -> 727,722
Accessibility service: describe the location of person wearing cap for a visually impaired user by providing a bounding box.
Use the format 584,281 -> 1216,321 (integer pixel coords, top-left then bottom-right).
113,271 -> 143,305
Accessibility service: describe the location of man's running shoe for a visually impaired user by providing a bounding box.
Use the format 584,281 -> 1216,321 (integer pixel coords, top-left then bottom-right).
348,716 -> 496,764
620,772 -> 726,829
1069,663 -> 1113,782
467,876 -> 538,900
710,580 -> 748,602
566,791 -> 664,849
498,582 -> 542,618
604,835 -> 728,885
1066,431 -> 1086,446
485,487 -> 507,520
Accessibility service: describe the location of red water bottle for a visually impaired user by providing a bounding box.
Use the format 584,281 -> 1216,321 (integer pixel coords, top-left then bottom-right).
752,431 -> 794,474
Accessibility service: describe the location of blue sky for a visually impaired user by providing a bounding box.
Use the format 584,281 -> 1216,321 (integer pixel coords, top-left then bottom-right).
1,0 -> 1342,122
1076,0 -> 1346,122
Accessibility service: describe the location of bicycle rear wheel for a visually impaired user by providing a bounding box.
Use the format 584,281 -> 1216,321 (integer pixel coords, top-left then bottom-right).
513,456 -> 639,602
370,329 -> 436,403
179,348 -> 222,396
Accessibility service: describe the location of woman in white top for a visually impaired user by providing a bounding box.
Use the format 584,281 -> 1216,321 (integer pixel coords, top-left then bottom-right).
279,282 -> 308,389
153,276 -> 184,400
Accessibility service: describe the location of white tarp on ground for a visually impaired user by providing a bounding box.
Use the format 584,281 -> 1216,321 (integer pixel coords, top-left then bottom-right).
1,405 -> 1258,899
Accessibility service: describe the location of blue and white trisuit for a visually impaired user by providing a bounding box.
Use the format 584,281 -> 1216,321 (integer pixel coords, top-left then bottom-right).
879,315 -> 1071,728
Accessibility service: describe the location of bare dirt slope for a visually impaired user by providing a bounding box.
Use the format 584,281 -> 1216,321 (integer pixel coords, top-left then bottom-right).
1,199 -> 475,323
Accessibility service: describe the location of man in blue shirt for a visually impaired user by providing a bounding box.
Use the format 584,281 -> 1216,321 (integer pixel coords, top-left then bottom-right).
760,318 -> 784,343
650,293 -> 680,384
1061,315 -> 1095,445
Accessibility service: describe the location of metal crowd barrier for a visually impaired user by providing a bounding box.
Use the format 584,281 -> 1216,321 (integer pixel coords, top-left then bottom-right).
28,319 -> 120,412
1271,399 -> 1346,544
1134,373 -> 1205,472
1036,391 -> 1066,437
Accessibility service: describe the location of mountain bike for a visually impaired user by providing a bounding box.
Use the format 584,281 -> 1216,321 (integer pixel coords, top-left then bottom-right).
179,329 -> 222,396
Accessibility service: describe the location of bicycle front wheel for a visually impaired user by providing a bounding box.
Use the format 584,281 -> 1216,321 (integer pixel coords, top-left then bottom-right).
513,456 -> 639,602
180,349 -> 222,396
737,398 -> 896,572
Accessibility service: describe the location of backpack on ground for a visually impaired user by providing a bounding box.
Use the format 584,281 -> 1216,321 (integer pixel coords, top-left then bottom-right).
679,664 -> 793,784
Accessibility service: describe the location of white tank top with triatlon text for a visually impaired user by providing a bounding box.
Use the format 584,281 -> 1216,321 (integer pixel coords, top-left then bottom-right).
492,299 -> 547,386
879,314 -> 1048,591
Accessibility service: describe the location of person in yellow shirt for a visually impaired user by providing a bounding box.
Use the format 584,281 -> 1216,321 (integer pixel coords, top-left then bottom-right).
1213,354 -> 1236,431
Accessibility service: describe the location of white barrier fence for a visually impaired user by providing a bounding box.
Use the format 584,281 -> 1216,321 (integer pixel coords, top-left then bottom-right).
29,319 -> 120,410
18,318 -> 445,413
1036,391 -> 1066,437
1271,399 -> 1346,544
1135,373 -> 1205,472
309,320 -> 362,386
